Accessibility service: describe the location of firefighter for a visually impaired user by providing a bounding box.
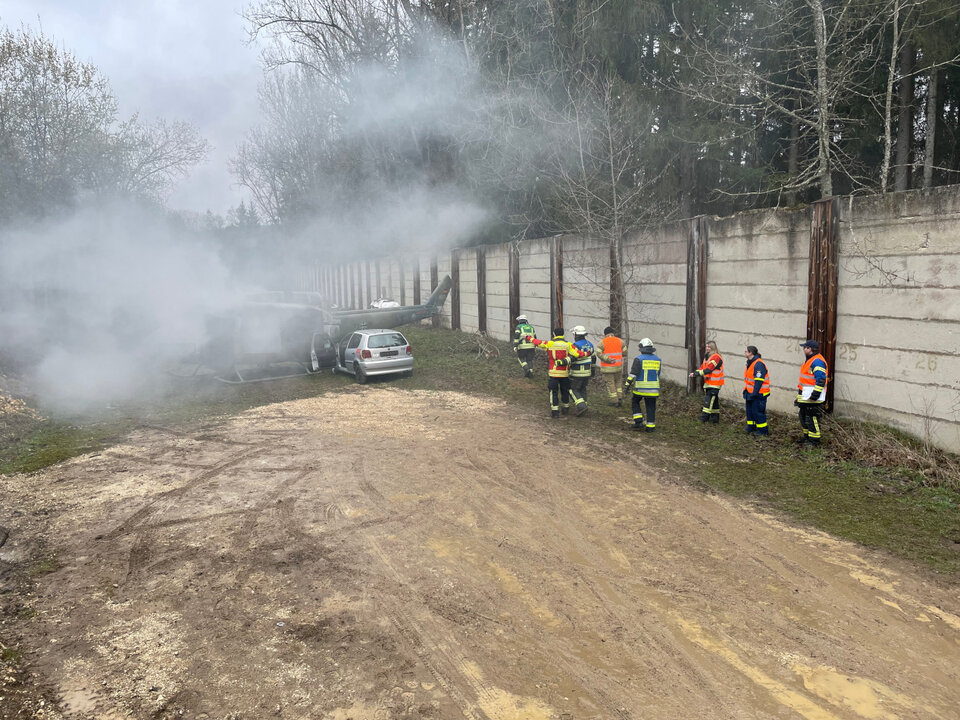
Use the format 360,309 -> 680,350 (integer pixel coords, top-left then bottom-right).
743,345 -> 770,437
624,338 -> 661,432
513,314 -> 537,377
568,325 -> 596,416
529,327 -> 584,418
796,339 -> 828,446
596,326 -> 624,406
689,340 -> 724,423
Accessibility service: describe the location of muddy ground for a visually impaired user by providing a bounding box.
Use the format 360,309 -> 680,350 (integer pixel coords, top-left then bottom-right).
1,387 -> 959,719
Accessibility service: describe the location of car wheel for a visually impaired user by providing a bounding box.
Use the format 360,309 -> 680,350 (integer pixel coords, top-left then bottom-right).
354,364 -> 367,384
404,369 -> 413,378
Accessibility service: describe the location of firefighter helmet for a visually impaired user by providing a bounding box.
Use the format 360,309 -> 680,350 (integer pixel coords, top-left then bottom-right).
572,325 -> 586,336
516,314 -> 528,322
639,337 -> 653,349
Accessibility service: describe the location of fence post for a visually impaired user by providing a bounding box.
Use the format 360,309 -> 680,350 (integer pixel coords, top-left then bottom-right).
807,197 -> 840,412
451,249 -> 461,330
685,216 -> 708,393
551,236 -> 564,331
477,246 -> 487,333
431,258 -> 440,328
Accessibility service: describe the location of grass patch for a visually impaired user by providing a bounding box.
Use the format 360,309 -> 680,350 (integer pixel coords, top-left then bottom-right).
2,324 -> 958,580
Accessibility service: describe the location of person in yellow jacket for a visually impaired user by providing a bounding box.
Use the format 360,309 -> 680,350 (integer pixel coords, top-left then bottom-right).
689,340 -> 724,424
529,327 -> 586,418
595,326 -> 624,406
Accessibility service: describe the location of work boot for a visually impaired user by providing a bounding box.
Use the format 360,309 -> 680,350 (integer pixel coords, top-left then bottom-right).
616,398 -> 623,407
645,426 -> 655,433
551,410 -> 559,419
561,406 -> 569,416
632,423 -> 644,431
525,369 -> 533,378
575,404 -> 587,416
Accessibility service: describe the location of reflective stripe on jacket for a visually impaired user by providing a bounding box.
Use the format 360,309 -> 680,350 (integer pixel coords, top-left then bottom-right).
626,353 -> 661,396
698,352 -> 724,387
597,335 -> 623,368
570,339 -> 595,377
797,353 -> 828,402
531,336 -> 582,377
514,323 -> 536,350
744,358 -> 770,396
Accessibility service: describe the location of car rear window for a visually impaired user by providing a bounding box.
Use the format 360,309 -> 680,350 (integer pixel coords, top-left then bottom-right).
367,333 -> 407,349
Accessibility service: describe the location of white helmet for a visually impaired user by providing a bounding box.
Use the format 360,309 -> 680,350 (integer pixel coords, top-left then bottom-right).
516,314 -> 527,322
572,325 -> 586,335
640,337 -> 653,348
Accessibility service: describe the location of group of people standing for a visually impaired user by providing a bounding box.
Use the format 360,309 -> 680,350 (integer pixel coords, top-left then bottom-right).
513,315 -> 830,446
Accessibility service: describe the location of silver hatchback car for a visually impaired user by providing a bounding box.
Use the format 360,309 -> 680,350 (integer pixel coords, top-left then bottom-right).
335,329 -> 413,383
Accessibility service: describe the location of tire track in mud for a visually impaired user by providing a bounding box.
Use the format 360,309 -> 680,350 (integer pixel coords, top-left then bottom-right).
442,449 -> 742,717
98,443 -> 272,542
352,454 -> 494,720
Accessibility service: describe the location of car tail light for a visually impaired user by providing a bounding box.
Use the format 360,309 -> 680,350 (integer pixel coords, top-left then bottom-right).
360,349 -> 372,359
405,345 -> 413,355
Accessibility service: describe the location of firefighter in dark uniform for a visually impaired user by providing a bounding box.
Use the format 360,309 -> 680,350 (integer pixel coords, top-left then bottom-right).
743,345 -> 770,437
513,314 -> 536,377
796,339 -> 828,446
625,338 -> 661,432
568,325 -> 596,416
689,340 -> 724,423
529,328 -> 584,418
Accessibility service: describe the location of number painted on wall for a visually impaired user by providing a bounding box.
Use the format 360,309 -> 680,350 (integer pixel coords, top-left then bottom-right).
915,356 -> 938,372
837,344 -> 858,362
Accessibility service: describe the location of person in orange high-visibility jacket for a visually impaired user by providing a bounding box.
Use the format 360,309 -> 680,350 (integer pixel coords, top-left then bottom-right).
596,326 -> 624,406
529,328 -> 585,418
796,339 -> 828,446
688,341 -> 724,423
743,345 -> 770,437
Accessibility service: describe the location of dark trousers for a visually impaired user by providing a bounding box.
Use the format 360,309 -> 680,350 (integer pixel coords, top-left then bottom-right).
569,376 -> 590,409
631,394 -> 657,430
548,376 -> 571,412
701,387 -> 721,422
517,348 -> 535,376
745,394 -> 768,434
798,402 -> 824,444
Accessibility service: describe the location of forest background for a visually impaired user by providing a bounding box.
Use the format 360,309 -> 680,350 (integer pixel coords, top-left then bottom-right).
3,0 -> 960,258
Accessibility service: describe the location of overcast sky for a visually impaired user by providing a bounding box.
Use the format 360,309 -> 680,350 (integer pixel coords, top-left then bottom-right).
1,0 -> 263,215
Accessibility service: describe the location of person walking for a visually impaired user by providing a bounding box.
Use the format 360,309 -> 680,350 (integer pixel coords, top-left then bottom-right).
596,326 -> 625,406
796,339 -> 828,446
689,340 -> 724,423
513,314 -> 537,378
743,345 -> 770,437
624,338 -> 661,432
529,327 -> 584,418
568,325 -> 596,416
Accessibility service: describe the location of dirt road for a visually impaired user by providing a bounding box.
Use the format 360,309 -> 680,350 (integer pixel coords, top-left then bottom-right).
2,387 -> 959,719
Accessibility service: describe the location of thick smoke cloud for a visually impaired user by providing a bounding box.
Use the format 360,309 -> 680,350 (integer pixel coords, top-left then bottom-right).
0,202 -> 240,410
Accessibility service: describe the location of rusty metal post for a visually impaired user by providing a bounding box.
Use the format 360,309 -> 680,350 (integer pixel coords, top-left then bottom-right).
685,216 -> 708,394
365,260 -> 371,307
551,236 -> 564,332
609,242 -> 622,334
413,258 -> 421,305
509,243 -> 520,324
477,247 -> 487,333
431,258 -> 440,328
807,197 -> 840,411
451,249 -> 461,330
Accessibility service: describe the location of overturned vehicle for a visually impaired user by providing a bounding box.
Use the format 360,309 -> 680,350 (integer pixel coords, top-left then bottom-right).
180,276 -> 452,383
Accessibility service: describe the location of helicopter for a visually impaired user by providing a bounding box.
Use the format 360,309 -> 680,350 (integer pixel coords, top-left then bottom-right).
178,275 -> 452,383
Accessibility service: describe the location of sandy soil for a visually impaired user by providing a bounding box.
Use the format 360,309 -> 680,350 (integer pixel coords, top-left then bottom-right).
1,387 -> 959,720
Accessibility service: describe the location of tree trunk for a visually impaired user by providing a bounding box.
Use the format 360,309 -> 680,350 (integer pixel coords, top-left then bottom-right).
810,0 -> 832,197
786,99 -> 800,206
923,68 -> 938,189
895,41 -> 914,192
